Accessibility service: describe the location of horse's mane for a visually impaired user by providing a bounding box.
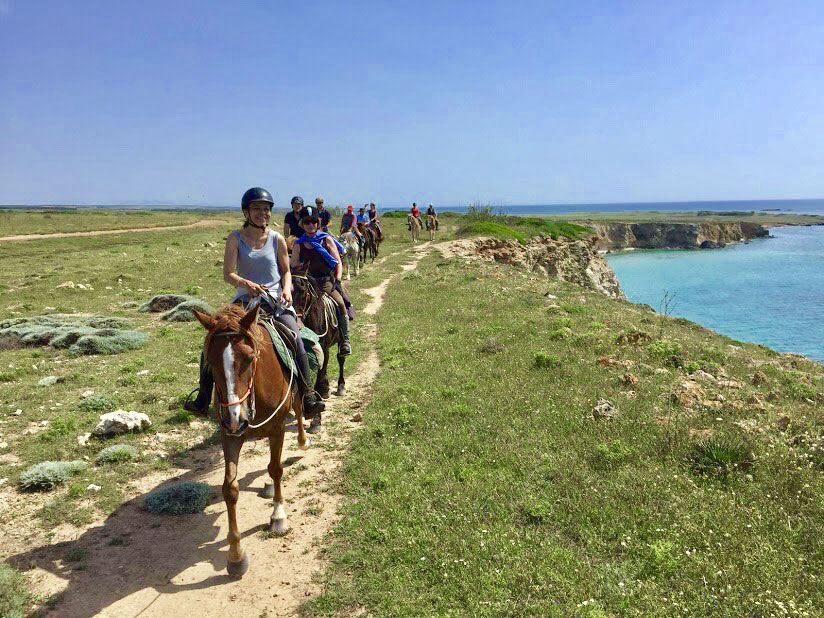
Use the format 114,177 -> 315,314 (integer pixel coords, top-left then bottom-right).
203,304 -> 265,356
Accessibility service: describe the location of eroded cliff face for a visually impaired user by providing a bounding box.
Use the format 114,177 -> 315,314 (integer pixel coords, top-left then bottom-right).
588,222 -> 770,250
438,236 -> 625,298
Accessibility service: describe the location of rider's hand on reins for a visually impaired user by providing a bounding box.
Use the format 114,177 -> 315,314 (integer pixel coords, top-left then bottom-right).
280,288 -> 293,306
244,280 -> 267,297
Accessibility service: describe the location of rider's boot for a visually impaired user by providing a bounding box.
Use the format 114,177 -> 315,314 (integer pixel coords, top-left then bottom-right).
338,311 -> 352,356
295,343 -> 325,418
183,353 -> 212,416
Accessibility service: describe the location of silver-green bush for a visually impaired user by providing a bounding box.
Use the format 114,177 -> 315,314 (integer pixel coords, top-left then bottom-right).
19,461 -> 87,491
143,481 -> 213,514
96,444 -> 138,464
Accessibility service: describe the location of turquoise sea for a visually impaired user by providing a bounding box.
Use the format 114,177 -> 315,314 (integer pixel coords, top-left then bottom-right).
605,226 -> 824,362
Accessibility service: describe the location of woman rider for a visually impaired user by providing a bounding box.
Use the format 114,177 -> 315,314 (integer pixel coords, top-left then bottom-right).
291,206 -> 352,356
368,202 -> 383,239
184,187 -> 325,417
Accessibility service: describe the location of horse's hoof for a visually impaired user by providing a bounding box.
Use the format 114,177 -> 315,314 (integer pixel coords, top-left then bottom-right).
298,438 -> 311,451
318,390 -> 331,400
269,518 -> 289,535
227,553 -> 249,578
260,482 -> 274,499
335,387 -> 346,397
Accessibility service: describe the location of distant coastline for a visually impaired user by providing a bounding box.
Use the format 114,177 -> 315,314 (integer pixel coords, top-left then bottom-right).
3,197 -> 824,216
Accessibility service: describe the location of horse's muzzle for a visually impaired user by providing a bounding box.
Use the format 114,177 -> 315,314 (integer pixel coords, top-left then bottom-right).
222,417 -> 249,436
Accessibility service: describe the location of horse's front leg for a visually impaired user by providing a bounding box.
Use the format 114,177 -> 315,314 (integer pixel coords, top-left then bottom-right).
222,435 -> 248,577
315,344 -> 331,399
335,352 -> 347,396
268,429 -> 289,534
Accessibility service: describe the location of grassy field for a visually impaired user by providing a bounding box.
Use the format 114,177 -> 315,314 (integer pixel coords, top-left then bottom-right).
309,254 -> 823,616
0,208 -> 235,236
1,209 -> 822,616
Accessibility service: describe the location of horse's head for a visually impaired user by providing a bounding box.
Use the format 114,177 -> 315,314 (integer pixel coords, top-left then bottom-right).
292,275 -> 315,315
193,304 -> 261,436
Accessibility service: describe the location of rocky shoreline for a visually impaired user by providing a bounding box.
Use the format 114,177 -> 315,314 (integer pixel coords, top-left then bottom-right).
587,221 -> 771,251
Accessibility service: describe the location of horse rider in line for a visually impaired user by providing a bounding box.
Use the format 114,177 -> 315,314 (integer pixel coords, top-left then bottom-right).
368,202 -> 383,240
340,204 -> 365,251
292,205 -> 353,356
315,196 -> 331,232
409,202 -> 423,229
284,195 -> 304,250
184,187 -> 325,417
426,202 -> 439,230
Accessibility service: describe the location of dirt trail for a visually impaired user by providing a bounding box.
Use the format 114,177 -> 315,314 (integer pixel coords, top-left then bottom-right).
12,243 -> 433,618
0,219 -> 228,242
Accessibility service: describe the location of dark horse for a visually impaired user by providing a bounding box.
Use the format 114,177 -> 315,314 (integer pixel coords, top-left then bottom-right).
357,222 -> 378,263
292,274 -> 348,414
193,304 -> 309,578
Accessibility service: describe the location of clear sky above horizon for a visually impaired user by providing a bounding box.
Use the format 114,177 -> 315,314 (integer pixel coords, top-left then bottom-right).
2,1 -> 823,208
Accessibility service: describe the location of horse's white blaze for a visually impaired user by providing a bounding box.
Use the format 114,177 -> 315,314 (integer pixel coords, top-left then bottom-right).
222,345 -> 243,428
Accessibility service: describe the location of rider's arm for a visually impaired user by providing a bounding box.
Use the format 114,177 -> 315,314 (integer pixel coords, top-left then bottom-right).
276,234 -> 292,305
325,237 -> 343,281
290,240 -> 301,271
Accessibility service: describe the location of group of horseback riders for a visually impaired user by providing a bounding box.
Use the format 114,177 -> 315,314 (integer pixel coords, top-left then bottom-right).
283,195 -> 382,257
184,187 -> 360,433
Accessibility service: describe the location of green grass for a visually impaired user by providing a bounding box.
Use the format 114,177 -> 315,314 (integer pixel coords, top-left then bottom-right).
309,253 -> 824,617
0,563 -> 29,618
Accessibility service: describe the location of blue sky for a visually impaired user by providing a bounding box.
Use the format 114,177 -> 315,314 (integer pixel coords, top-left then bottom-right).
1,1 -> 823,207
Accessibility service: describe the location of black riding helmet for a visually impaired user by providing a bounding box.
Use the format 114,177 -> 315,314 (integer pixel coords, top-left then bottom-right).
299,206 -> 321,224
291,196 -> 305,207
241,187 -> 274,210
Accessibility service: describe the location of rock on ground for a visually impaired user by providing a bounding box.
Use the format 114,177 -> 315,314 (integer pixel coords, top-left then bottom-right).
93,411 -> 152,436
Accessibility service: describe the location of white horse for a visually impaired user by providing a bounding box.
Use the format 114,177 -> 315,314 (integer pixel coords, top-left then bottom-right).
340,231 -> 360,280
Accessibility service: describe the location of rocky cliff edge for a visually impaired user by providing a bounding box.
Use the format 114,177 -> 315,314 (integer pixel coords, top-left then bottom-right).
588,222 -> 770,250
438,236 -> 625,298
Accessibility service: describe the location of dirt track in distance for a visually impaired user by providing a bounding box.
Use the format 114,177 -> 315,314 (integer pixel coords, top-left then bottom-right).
0,219 -> 228,242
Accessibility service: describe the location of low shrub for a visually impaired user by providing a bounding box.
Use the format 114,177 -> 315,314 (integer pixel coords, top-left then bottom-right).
552,317 -> 573,329
548,327 -> 572,341
70,330 -> 149,355
522,500 -> 553,524
96,444 -> 138,464
79,394 -> 118,412
19,461 -> 88,491
534,353 -> 561,369
162,299 -> 215,322
648,339 -> 682,359
592,439 -> 637,469
143,481 -> 213,514
700,345 -> 727,364
688,437 -> 753,478
561,304 -> 590,315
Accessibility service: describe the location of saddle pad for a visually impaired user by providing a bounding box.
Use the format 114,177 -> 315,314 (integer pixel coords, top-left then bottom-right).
259,320 -> 322,372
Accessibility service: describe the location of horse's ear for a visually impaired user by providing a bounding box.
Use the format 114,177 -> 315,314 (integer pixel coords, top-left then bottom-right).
192,309 -> 216,331
240,304 -> 260,331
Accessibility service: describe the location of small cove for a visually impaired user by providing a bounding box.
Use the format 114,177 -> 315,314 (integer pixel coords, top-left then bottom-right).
606,225 -> 824,362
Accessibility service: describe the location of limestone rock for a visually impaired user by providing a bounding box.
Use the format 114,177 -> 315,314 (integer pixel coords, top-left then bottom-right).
77,432 -> 92,446
690,370 -> 716,383
622,372 -> 638,386
93,410 -> 152,436
38,376 -> 62,387
717,379 -> 742,389
592,399 -> 618,420
752,371 -> 768,386
671,380 -> 706,408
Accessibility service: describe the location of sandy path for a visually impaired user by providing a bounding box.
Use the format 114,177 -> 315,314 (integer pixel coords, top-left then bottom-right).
0,219 -> 227,242
11,243 -> 433,618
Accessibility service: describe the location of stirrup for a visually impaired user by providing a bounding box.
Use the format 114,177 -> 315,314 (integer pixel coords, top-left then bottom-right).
182,388 -> 208,416
339,339 -> 352,356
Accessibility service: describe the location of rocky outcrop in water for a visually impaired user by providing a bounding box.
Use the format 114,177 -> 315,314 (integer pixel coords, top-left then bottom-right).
588,222 -> 770,251
439,236 -> 625,298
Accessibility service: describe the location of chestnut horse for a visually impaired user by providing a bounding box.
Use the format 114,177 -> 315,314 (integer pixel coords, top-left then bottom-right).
426,214 -> 437,241
193,304 -> 309,578
408,214 -> 421,243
